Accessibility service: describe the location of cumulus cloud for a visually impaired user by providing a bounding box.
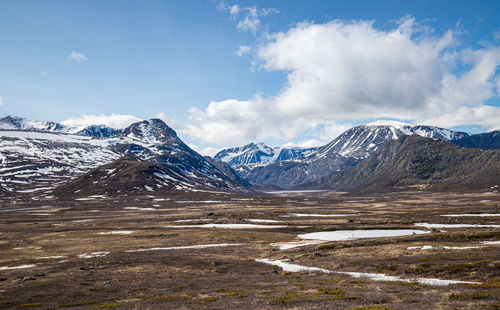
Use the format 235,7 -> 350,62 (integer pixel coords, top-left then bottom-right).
62,114 -> 142,130
234,45 -> 251,56
184,17 -> 500,145
68,51 -> 87,62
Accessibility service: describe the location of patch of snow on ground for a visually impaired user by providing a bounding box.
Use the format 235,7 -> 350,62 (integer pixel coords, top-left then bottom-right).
298,229 -> 429,241
441,214 -> 500,217
126,243 -> 242,252
173,219 -> 212,223
255,259 -> 479,286
442,246 -> 484,250
0,264 -> 37,270
77,252 -> 109,258
415,223 -> 500,228
164,224 -> 287,229
481,241 -> 500,245
98,231 -> 134,235
37,256 -> 66,259
247,219 -> 282,223
124,207 -> 156,211
285,213 -> 348,217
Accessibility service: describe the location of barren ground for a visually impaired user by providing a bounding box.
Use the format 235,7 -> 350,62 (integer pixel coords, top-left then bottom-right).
0,190 -> 499,309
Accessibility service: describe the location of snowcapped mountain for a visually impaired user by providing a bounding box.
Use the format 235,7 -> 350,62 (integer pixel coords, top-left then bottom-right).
0,118 -> 247,196
234,121 -> 470,189
302,135 -> 500,192
0,115 -> 122,138
0,115 -> 67,132
77,125 -> 121,138
214,142 -> 317,166
309,121 -> 469,160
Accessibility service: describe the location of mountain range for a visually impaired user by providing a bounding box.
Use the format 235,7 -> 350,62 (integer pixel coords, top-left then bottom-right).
216,121 -> 471,189
0,115 -> 499,197
301,134 -> 500,192
0,116 -> 245,197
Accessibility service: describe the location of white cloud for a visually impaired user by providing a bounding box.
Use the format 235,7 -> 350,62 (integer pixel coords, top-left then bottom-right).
184,18 -> 500,145
237,6 -> 260,34
68,51 -> 87,62
0,96 -> 4,106
229,4 -> 239,16
215,2 -> 278,35
421,105 -> 500,131
234,45 -> 251,56
260,8 -> 280,17
495,29 -> 500,41
281,139 -> 323,149
189,144 -> 220,157
61,114 -> 142,130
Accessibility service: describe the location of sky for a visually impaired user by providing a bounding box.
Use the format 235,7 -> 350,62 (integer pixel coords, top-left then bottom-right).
1,0 -> 500,155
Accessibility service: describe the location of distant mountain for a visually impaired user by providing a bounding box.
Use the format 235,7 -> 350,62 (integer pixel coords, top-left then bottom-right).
0,118 -> 247,196
233,121 -> 470,189
0,115 -> 125,138
0,115 -> 66,132
214,142 -> 317,166
77,125 -> 122,138
303,135 -> 500,192
451,130 -> 500,150
310,120 -> 469,160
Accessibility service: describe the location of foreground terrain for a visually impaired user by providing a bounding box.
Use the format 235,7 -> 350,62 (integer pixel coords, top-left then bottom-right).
0,190 -> 499,309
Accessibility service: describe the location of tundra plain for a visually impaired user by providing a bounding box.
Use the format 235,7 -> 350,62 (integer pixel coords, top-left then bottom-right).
0,190 -> 499,309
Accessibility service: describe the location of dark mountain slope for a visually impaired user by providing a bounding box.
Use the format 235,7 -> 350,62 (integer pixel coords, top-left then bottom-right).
53,156 -> 247,198
451,130 -> 500,150
304,135 -> 500,192
204,156 -> 251,188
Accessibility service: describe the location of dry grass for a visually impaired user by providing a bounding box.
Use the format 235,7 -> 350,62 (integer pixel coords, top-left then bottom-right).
0,190 -> 498,309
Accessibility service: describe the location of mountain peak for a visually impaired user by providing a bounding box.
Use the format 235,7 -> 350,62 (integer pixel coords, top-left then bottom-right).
121,119 -> 177,143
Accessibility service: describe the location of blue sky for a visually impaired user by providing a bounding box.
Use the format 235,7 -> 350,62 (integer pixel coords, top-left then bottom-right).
1,0 -> 500,154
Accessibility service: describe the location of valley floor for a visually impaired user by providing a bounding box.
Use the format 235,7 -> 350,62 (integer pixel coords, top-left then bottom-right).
0,190 -> 499,309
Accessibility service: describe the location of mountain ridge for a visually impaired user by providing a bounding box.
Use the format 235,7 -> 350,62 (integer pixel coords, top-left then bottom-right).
220,122 -> 470,189
0,117 -> 248,196
301,135 -> 500,192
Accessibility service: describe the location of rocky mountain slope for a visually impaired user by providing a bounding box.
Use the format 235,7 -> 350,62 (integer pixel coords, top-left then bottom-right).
0,117 -> 247,196
451,130 -> 500,150
53,155 -> 243,198
227,121 -> 469,189
214,142 -> 317,166
204,156 -> 251,188
304,135 -> 500,192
